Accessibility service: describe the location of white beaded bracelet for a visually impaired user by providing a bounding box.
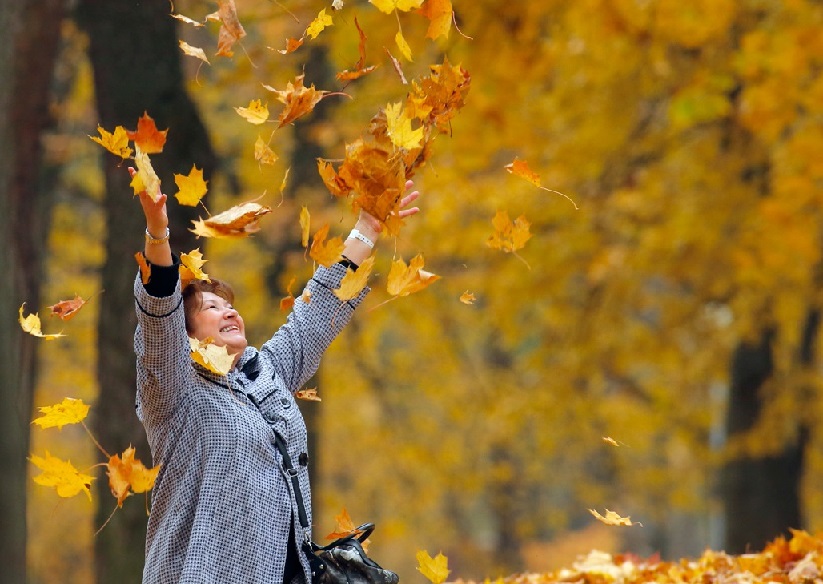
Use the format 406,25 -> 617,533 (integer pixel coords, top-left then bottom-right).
347,228 -> 374,249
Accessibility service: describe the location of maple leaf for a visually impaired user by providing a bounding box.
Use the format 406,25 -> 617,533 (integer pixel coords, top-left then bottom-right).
189,337 -> 235,375
48,294 -> 90,321
254,136 -> 278,166
299,206 -> 311,248
280,277 -> 297,313
263,75 -> 329,128
416,550 -> 450,584
387,254 -> 440,298
418,0 -> 453,40
30,451 -> 94,500
589,508 -> 642,527
215,0 -> 247,57
309,224 -> 345,267
487,210 -> 533,253
127,112 -> 168,154
505,158 -> 578,209
334,256 -> 374,301
135,252 -> 151,284
406,57 -> 471,133
296,387 -> 321,401
131,144 -> 163,202
174,165 -> 208,206
89,125 -> 132,159
179,248 -> 210,287
325,507 -> 358,540
395,30 -> 413,61
370,0 -> 424,14
191,201 -> 273,238
107,446 -> 160,507
306,8 -> 333,40
19,304 -> 64,340
31,397 -> 90,430
276,37 -> 304,55
336,18 -> 379,82
235,99 -> 269,125
385,102 -> 424,150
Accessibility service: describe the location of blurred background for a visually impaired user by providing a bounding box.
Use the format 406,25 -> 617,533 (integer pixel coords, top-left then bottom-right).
3,0 -> 823,582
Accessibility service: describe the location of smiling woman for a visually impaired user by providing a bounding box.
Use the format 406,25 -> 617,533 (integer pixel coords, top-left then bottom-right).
129,165 -> 419,584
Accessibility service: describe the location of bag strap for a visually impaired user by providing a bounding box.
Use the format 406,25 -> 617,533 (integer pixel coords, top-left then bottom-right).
271,433 -> 374,546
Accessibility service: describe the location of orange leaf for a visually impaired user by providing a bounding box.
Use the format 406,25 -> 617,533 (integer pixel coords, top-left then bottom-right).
504,158 -> 541,187
127,112 -> 168,154
336,18 -> 379,82
325,507 -> 357,540
191,201 -> 273,239
279,277 -> 296,312
418,0 -> 453,40
459,291 -> 475,305
107,446 -> 160,507
295,387 -> 321,401
299,206 -> 311,248
386,254 -> 440,297
48,294 -> 89,321
309,224 -> 345,267
135,252 -> 151,284
263,75 -> 329,128
276,37 -> 304,55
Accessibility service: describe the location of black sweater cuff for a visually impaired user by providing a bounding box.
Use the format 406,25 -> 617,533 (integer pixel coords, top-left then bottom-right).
143,253 -> 181,298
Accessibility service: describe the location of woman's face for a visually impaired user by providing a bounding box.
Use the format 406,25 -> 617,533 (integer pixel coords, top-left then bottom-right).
190,291 -> 248,357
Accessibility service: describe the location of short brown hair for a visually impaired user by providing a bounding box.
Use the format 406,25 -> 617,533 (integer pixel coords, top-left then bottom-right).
182,279 -> 235,333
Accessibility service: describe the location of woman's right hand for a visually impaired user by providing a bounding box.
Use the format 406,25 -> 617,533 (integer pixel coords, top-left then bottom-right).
129,166 -> 169,238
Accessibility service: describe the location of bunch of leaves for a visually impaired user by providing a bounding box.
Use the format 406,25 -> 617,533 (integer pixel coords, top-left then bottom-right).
318,57 -> 470,235
29,398 -> 159,529
446,530 -> 823,584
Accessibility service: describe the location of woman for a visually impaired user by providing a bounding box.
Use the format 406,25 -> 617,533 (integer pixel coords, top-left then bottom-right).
132,169 -> 420,584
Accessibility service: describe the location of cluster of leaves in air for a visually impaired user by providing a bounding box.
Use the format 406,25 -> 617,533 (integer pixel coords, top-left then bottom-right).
29,397 -> 160,533
448,530 -> 823,584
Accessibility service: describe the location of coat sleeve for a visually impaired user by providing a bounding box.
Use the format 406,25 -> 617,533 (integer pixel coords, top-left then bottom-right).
133,271 -> 193,428
260,263 -> 369,392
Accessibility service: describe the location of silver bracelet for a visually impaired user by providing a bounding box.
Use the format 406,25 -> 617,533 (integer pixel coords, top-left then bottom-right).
347,228 -> 374,249
145,227 -> 170,245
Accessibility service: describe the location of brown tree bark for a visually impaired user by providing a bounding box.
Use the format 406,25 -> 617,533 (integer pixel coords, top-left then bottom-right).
721,325 -> 809,553
0,0 -> 65,582
75,0 -> 216,581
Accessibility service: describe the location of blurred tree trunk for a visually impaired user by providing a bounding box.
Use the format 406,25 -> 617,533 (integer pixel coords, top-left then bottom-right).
0,1 -> 64,582
75,0 -> 216,581
721,324 -> 809,553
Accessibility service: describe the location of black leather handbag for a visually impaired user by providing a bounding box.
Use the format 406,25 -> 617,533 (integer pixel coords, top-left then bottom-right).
273,433 -> 399,584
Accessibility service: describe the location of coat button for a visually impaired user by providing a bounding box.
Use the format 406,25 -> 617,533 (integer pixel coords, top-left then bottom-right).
298,452 -> 309,466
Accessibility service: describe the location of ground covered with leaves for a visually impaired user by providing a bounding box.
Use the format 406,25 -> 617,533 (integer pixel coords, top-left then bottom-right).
450,531 -> 823,584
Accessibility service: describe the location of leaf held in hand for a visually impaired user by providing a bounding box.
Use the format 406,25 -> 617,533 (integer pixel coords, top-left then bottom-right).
385,102 -> 424,150
132,144 -> 163,202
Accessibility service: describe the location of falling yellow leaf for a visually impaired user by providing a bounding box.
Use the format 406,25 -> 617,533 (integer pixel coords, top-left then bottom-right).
334,256 -> 374,301
254,136 -> 278,165
459,291 -> 475,305
131,144 -> 162,202
31,397 -> 90,430
418,0 -> 452,40
487,210 -> 532,254
387,254 -> 440,298
306,8 -> 333,39
299,206 -> 311,248
179,248 -> 210,286
589,508 -> 642,527
309,224 -> 345,267
174,165 -> 209,207
179,40 -> 210,64
416,550 -> 450,584
370,0 -> 424,14
89,125 -> 132,159
603,436 -> 626,447
191,201 -> 273,238
235,99 -> 270,125
385,102 -> 424,150
505,158 -> 578,209
19,304 -> 64,340
395,29 -> 413,61
30,451 -> 95,500
189,337 -> 235,375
